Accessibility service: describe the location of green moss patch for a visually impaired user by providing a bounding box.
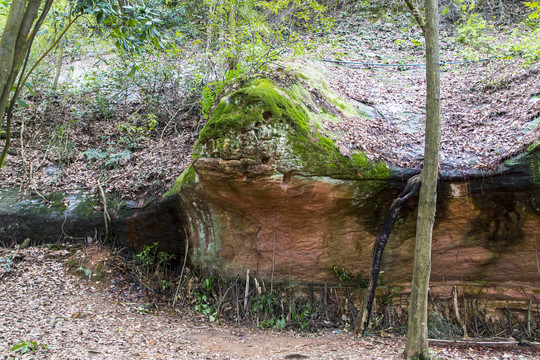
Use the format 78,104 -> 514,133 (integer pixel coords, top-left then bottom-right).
194,77 -> 388,180
197,78 -> 310,143
164,164 -> 197,198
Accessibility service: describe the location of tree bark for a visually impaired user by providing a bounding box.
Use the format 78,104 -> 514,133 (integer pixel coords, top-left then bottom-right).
227,0 -> 238,70
404,0 -> 426,35
403,0 -> 440,358
0,0 -> 27,94
52,41 -> 63,91
355,174 -> 421,335
0,0 -> 54,167
0,0 -> 42,127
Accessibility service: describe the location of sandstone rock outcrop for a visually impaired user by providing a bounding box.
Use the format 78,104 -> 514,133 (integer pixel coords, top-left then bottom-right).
168,65 -> 540,305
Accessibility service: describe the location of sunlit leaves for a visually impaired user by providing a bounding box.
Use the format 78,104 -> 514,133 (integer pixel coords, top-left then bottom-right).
73,0 -> 165,54
258,0 -> 334,32
525,1 -> 540,19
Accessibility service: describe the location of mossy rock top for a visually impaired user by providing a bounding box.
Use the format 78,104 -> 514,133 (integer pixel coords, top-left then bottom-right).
192,77 -> 388,181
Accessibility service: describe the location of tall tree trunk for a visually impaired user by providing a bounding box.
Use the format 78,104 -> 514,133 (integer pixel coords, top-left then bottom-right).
205,0 -> 219,54
0,0 -> 42,127
227,0 -> 238,70
403,0 -> 440,358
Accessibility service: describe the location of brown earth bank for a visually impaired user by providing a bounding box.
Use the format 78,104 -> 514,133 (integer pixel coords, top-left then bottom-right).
1,246 -> 539,360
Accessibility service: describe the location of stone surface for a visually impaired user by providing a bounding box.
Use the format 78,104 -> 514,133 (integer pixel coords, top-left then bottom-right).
0,187 -> 184,256
170,69 -> 540,305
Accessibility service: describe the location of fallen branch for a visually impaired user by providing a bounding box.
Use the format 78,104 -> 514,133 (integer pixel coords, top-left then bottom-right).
427,339 -> 540,345
404,0 -> 426,35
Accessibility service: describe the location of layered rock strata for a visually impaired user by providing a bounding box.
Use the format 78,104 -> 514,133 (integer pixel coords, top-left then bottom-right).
169,69 -> 540,306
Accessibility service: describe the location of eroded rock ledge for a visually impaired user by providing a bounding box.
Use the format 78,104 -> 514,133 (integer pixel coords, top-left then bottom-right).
168,66 -> 540,307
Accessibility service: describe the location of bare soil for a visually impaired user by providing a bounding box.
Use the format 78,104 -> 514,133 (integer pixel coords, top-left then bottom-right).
1,246 -> 539,359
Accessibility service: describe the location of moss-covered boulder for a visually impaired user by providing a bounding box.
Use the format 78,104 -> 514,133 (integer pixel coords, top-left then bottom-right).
192,77 -> 388,180
168,73 -> 395,281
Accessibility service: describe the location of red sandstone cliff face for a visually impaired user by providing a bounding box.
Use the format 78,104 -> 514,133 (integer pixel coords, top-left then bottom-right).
178,161 -> 540,300
169,69 -> 540,305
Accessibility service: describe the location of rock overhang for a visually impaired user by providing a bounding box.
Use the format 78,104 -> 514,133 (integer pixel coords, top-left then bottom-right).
166,63 -> 540,303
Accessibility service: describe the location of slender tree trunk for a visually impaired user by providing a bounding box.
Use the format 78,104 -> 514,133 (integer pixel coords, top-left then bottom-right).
52,41 -> 63,91
205,0 -> 218,54
227,0 -> 237,70
0,0 -> 53,167
403,0 -> 440,358
404,0 -> 426,35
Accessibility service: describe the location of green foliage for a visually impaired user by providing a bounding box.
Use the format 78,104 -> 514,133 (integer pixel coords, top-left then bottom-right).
331,265 -> 352,286
331,265 -> 369,289
453,0 -> 539,64
0,0 -> 9,17
410,37 -> 423,47
503,28 -> 540,63
394,38 -> 407,50
73,0 -> 166,54
194,292 -> 217,321
0,255 -> 13,273
253,293 -> 278,314
73,260 -> 106,281
252,290 -> 316,330
253,293 -> 286,329
77,266 -> 93,279
260,315 -> 287,329
93,95 -> 114,119
289,302 -> 314,330
454,0 -> 496,55
525,1 -> 540,24
118,113 -> 157,148
191,0 -> 335,120
275,316 -> 287,329
135,242 -> 175,275
50,121 -> 77,167
258,0 -> 334,33
83,148 -> 132,169
456,13 -> 490,45
199,64 -> 246,119
193,276 -> 217,321
10,340 -> 46,355
133,243 -> 176,291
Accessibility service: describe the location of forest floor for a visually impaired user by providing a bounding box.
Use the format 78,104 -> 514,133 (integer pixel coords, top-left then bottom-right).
1,246 -> 539,360
0,8 -> 539,201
